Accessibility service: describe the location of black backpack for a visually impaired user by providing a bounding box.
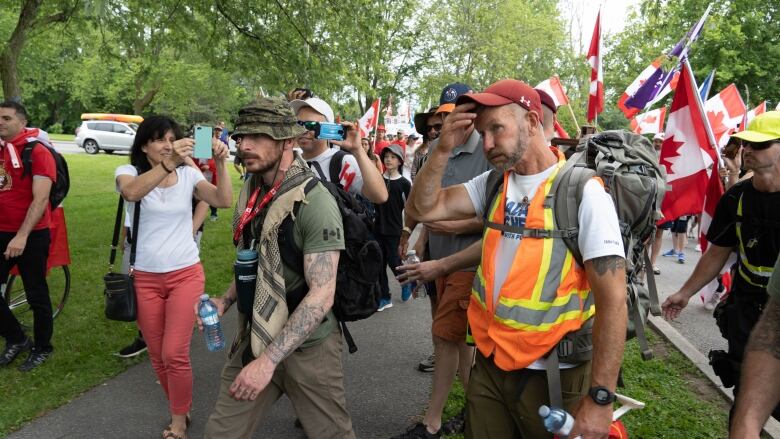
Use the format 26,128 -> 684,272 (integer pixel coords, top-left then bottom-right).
279,168 -> 383,353
21,141 -> 70,208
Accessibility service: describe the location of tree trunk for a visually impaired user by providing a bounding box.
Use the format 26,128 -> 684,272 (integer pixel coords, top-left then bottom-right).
133,79 -> 162,115
0,51 -> 22,102
1,0 -> 43,102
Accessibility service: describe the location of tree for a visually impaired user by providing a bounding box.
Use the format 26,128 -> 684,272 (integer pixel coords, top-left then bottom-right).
0,0 -> 79,102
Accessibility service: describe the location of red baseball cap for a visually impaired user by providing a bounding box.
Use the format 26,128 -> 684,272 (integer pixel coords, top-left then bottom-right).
457,79 -> 542,116
377,124 -> 386,132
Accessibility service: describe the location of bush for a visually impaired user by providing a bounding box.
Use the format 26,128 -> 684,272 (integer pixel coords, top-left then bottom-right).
47,123 -> 64,134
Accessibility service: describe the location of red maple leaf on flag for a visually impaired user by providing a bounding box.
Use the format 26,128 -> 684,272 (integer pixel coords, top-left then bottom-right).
645,115 -> 657,124
706,110 -> 727,137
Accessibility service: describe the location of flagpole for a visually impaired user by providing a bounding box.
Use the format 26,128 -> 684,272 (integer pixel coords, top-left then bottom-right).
565,104 -> 580,133
371,97 -> 381,153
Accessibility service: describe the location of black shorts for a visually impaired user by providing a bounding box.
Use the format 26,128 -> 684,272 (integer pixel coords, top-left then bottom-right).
659,216 -> 689,233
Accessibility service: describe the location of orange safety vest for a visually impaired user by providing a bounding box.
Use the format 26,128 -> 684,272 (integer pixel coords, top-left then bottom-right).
469,152 -> 595,371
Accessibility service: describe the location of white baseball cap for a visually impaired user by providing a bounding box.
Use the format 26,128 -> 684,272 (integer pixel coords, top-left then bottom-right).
290,97 -> 335,123
653,133 -> 665,141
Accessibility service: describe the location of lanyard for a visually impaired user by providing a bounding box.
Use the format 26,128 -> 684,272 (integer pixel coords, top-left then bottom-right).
233,179 -> 283,243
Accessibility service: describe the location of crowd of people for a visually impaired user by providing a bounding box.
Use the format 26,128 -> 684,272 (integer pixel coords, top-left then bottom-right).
0,72 -> 779,439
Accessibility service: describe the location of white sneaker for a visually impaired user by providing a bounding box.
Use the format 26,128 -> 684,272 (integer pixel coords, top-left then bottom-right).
704,291 -> 721,311
695,244 -> 702,252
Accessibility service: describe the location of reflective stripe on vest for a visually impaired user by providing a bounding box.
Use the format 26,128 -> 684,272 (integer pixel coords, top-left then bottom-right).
735,193 -> 775,287
469,151 -> 593,371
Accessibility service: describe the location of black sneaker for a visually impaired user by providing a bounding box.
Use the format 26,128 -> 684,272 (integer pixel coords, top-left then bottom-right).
18,348 -> 52,372
115,337 -> 147,358
441,408 -> 466,435
0,337 -> 32,366
391,423 -> 441,439
418,353 -> 435,372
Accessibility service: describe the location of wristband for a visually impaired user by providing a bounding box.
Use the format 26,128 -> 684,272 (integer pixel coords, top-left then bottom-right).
402,226 -> 412,235
161,161 -> 174,173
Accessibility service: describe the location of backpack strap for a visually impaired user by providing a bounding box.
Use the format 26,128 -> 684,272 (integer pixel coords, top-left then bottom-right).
482,169 -> 504,224
20,140 -> 40,179
549,151 -> 595,267
328,149 -> 349,187
644,247 -> 661,316
278,178 -> 319,279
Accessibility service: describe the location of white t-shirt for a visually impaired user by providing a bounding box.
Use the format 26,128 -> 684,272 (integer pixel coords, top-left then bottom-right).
463,165 -> 624,369
115,164 -> 205,273
305,148 -> 364,196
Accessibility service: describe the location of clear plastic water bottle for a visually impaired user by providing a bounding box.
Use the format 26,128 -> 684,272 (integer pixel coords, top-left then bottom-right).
198,294 -> 225,351
538,405 -> 574,437
403,250 -> 426,299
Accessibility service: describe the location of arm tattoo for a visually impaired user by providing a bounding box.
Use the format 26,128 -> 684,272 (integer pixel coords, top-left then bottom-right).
264,251 -> 337,365
746,298 -> 780,359
591,255 -> 627,276
265,302 -> 327,365
304,252 -> 335,288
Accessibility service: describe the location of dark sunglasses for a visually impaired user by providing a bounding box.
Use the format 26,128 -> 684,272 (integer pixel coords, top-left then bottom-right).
743,140 -> 779,151
296,120 -> 319,131
427,123 -> 443,132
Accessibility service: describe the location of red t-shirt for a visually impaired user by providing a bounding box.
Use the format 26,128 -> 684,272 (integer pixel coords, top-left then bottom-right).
373,140 -> 390,156
0,142 -> 57,232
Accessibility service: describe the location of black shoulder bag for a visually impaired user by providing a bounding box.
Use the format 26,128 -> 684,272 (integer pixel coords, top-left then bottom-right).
103,196 -> 141,322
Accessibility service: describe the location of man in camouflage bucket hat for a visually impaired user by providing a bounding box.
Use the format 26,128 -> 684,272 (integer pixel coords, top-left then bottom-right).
231,97 -> 307,142
204,96 -> 356,438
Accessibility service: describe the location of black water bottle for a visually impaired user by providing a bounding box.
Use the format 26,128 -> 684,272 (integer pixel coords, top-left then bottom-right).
234,249 -> 258,315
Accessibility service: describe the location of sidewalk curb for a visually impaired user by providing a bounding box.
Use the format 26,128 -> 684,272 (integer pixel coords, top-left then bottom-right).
649,315 -> 780,438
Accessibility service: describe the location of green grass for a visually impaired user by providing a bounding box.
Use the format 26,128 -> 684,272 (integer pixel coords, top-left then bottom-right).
47,133 -> 75,142
0,155 -> 242,435
439,332 -> 732,438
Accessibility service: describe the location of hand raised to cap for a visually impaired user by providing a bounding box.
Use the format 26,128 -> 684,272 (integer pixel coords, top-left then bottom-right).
437,103 -> 477,154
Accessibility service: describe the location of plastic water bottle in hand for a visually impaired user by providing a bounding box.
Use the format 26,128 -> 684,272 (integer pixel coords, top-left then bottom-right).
538,405 -> 574,437
199,294 -> 225,351
402,250 -> 423,300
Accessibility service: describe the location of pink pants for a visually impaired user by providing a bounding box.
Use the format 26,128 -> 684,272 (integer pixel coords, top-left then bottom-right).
134,263 -> 204,415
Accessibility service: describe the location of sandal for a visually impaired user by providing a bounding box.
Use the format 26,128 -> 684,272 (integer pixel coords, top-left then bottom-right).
163,432 -> 186,439
163,414 -> 191,437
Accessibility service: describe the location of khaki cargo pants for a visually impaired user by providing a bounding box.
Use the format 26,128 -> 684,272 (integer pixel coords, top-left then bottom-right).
465,351 -> 591,439
204,328 -> 355,439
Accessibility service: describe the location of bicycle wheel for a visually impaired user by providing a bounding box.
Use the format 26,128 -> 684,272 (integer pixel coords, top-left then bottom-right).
3,266 -> 70,328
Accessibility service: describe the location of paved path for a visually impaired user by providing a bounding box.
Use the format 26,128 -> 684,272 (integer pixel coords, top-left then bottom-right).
8,234 -> 730,439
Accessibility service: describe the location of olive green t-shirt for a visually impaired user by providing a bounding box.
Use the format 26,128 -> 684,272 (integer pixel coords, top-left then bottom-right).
282,181 -> 344,348
767,254 -> 780,301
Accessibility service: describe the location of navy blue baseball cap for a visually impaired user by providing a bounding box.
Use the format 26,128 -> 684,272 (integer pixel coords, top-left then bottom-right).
436,83 -> 472,114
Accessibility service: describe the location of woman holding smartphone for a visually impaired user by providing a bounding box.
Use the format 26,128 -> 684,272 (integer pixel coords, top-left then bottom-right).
115,116 -> 232,439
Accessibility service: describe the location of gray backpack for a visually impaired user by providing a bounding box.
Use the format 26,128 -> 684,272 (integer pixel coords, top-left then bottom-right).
483,130 -> 667,362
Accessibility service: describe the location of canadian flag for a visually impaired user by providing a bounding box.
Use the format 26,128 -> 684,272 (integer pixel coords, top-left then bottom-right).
630,107 -> 667,134
704,84 -> 746,148
586,10 -> 603,123
745,101 -> 767,125
358,99 -> 381,138
535,76 -> 569,108
659,61 -> 718,222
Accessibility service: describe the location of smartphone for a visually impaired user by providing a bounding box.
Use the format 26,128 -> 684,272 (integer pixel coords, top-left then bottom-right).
194,125 -> 213,159
302,121 -> 345,141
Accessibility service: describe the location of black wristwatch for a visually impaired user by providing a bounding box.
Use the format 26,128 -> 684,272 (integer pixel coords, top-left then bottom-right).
588,386 -> 616,405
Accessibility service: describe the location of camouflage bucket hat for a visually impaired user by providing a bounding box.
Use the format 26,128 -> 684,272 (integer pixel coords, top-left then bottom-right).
231,96 -> 307,140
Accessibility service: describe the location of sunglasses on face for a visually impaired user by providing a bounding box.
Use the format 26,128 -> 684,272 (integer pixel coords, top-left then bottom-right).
427,124 -> 443,132
744,141 -> 779,151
